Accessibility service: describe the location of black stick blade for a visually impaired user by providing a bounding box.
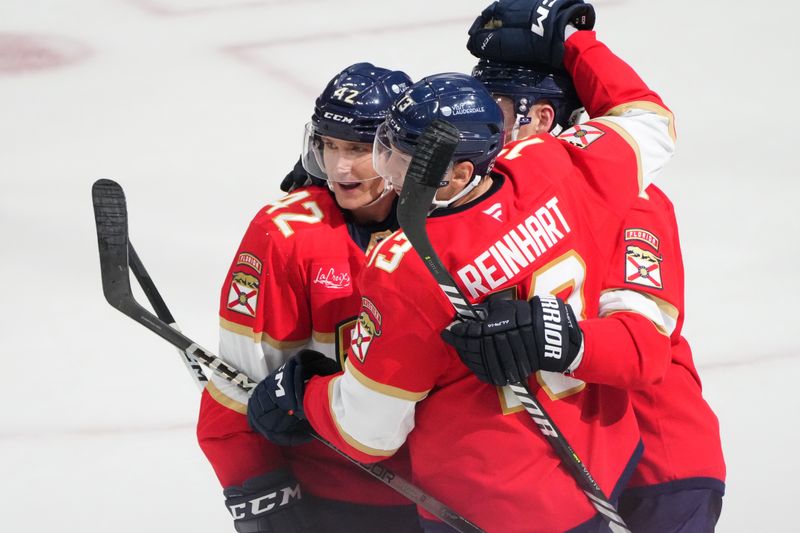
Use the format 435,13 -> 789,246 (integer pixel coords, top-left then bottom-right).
92,178 -> 132,308
398,119 -> 460,231
406,119 -> 460,188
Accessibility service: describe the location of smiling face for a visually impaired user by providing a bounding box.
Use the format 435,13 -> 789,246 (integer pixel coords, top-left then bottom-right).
320,136 -> 387,211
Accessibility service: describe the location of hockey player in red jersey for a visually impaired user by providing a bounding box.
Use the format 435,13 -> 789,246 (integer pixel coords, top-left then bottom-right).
196,63 -> 422,532
245,2 -> 681,531
465,36 -> 725,531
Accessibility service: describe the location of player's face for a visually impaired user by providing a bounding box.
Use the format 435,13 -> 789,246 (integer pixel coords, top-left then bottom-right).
320,136 -> 385,210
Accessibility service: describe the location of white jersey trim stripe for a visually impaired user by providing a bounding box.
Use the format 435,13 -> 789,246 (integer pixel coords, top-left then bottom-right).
598,289 -> 677,336
328,370 -> 417,455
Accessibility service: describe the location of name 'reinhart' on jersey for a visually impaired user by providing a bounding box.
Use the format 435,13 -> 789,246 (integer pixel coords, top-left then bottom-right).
457,196 -> 570,298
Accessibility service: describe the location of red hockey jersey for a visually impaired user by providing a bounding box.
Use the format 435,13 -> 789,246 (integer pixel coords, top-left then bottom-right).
196,186 -> 412,505
303,31 -> 678,531
592,185 -> 726,492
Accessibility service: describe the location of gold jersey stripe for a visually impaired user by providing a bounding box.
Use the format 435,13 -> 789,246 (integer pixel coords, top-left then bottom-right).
312,330 -> 335,344
606,101 -> 677,142
327,376 -> 399,458
345,359 -> 429,402
535,371 -> 587,401
219,317 -> 309,349
206,380 -> 247,415
600,288 -> 679,336
592,118 -> 644,192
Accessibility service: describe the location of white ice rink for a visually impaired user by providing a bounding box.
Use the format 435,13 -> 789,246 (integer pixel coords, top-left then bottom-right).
2,0 -> 799,531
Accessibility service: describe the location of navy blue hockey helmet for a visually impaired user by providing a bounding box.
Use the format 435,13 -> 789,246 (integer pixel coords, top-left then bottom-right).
311,62 -> 412,143
373,72 -> 505,202
303,62 -> 412,183
472,59 -> 584,135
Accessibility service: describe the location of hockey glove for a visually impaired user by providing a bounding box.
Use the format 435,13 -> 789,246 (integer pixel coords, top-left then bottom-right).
466,0 -> 596,69
279,157 -> 310,193
441,296 -> 583,386
223,469 -> 316,533
247,349 -> 341,446
279,157 -> 325,192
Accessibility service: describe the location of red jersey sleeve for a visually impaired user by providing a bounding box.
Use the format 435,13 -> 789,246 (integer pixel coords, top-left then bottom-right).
571,186 -> 681,390
555,30 -> 676,213
304,231 -> 454,463
197,207 -> 311,487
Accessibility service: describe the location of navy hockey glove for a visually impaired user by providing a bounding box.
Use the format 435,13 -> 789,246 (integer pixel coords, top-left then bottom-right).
441,296 -> 583,386
223,469 -> 316,533
247,349 -> 340,446
466,0 -> 596,69
279,157 -> 326,192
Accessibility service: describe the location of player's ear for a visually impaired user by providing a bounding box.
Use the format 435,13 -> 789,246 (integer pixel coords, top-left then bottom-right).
532,103 -> 555,134
451,161 -> 476,187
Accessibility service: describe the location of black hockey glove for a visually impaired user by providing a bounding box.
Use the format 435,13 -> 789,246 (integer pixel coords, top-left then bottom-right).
247,349 -> 341,446
279,157 -> 326,192
223,469 -> 316,533
279,157 -> 311,193
441,296 -> 583,386
466,0 -> 596,69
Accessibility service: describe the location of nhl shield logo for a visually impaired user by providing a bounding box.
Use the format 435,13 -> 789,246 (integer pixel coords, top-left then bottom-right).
350,297 -> 382,363
557,124 -> 605,148
625,245 -> 663,289
227,271 -> 260,317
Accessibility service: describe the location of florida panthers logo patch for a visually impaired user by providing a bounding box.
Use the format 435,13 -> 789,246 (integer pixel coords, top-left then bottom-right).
557,124 -> 605,148
227,272 -> 260,317
625,245 -> 663,289
350,297 -> 382,363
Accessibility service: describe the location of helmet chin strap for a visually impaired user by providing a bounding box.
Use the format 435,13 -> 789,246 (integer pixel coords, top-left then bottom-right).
360,177 -> 394,208
430,173 -> 483,211
510,113 -> 532,142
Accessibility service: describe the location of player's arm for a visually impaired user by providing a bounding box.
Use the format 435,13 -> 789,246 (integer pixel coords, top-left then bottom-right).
442,193 -> 681,390
571,191 -> 683,388
467,0 -> 674,195
197,216 -> 314,533
563,29 -> 675,192
248,234 -> 451,463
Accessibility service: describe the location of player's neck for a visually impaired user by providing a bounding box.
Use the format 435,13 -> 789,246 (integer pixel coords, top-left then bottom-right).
451,175 -> 494,208
348,192 -> 394,225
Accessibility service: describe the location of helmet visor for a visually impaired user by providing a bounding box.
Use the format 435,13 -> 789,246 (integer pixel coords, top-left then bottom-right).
373,122 -> 454,193
302,122 -> 380,184
372,122 -> 414,192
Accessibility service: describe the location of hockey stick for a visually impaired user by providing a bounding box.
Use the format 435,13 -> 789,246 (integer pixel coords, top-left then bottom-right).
396,120 -> 630,533
91,178 -> 483,533
127,241 -> 208,389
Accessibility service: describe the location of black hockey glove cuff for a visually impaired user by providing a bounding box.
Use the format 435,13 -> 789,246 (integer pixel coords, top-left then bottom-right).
223,469 -> 315,533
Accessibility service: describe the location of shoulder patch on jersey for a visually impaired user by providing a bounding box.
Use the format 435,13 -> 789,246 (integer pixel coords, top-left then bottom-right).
350,297 -> 382,363
624,228 -> 660,251
625,245 -> 663,290
311,262 -> 352,292
236,252 -> 263,275
557,124 -> 605,148
227,271 -> 260,317
365,229 -> 394,256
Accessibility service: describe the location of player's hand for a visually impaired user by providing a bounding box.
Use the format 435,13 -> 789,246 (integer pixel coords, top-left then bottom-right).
279,157 -> 312,193
223,469 -> 317,532
441,296 -> 583,385
466,0 -> 596,69
247,350 -> 341,446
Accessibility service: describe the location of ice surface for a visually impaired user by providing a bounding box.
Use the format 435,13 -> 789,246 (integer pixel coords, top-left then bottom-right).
1,0 -> 798,531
